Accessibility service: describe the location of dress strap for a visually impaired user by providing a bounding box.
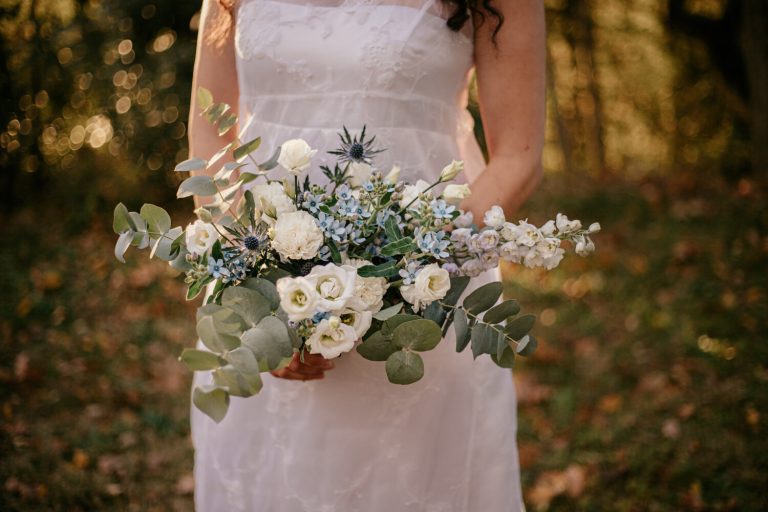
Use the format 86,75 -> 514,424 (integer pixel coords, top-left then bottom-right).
403,0 -> 437,41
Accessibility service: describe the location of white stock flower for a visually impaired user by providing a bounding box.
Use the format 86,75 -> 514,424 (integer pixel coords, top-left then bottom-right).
384,165 -> 401,184
307,316 -> 357,359
477,229 -> 501,251
481,251 -> 500,270
453,211 -> 474,228
399,179 -> 431,209
524,238 -> 565,270
278,139 -> 317,175
347,161 -> 374,188
555,213 -> 582,234
399,263 -> 450,312
442,183 -> 471,206
270,211 -> 324,260
499,222 -> 518,242
340,309 -> 373,338
499,241 -> 528,264
540,220 -> 556,237
483,205 -> 506,228
515,221 -> 543,247
251,182 -> 296,222
185,220 -> 218,255
460,258 -> 484,277
439,160 -> 464,181
575,236 -> 596,256
450,227 -> 473,245
306,263 -> 357,312
276,277 -> 318,322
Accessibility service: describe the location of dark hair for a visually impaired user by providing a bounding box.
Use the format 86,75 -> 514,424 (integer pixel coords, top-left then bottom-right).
211,1 -> 503,45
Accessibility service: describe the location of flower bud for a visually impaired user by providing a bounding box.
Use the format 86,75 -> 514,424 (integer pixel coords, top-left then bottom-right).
385,165 -> 401,184
588,222 -> 601,234
439,160 -> 464,181
282,177 -> 296,199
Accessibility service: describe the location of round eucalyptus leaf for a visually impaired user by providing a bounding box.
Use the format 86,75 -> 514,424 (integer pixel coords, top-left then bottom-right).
462,282 -> 503,315
385,350 -> 425,385
392,319 -> 442,352
226,346 -> 261,374
241,316 -> 293,371
381,314 -> 421,337
373,303 -> 403,322
504,314 -> 536,341
114,230 -> 133,263
491,346 -> 516,368
240,278 -> 280,311
196,315 -> 241,353
483,300 -> 521,324
515,334 -> 538,357
113,203 -> 134,234
222,287 -> 272,327
177,175 -> 218,198
356,331 -> 398,361
192,386 -> 230,423
213,365 -> 263,397
443,276 -> 471,307
179,348 -> 224,371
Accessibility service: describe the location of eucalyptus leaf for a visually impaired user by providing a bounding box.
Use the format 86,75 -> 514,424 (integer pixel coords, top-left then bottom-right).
114,230 -> 133,263
174,157 -> 207,173
221,287 -> 272,327
195,206 -> 213,223
484,299 -> 521,324
504,314 -> 536,341
385,350 -> 424,385
150,227 -> 182,261
240,278 -> 280,311
423,300 -> 446,326
113,203 -> 135,234
515,334 -> 538,356
241,316 -> 293,371
179,348 -> 224,371
258,146 -> 281,171
192,386 -> 229,423
454,308 -> 471,353
234,136 -> 262,162
226,346 -> 261,374
356,331 -> 398,361
463,282 -> 503,315
197,87 -> 214,111
213,365 -> 262,397
373,303 -> 402,321
205,102 -> 230,124
196,315 -> 241,352
470,323 -> 501,359
392,319 -> 442,352
217,113 -> 237,136
177,175 -> 218,198
491,345 -> 516,368
381,314 -> 421,337
443,276 -> 470,307
129,212 -> 149,249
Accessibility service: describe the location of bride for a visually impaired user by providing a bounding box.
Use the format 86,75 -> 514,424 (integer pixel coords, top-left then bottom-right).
189,0 -> 545,510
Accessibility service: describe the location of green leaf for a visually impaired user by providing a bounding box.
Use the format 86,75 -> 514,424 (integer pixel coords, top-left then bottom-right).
443,276 -> 470,307
504,314 -> 536,341
326,239 -> 342,264
113,203 -> 135,234
177,175 -> 218,198
196,315 -> 241,352
192,386 -> 229,423
385,350 -> 424,385
226,346 -> 261,374
240,278 -> 280,311
221,287 -> 272,327
491,345 -> 516,368
471,323 -> 501,359
381,314 -> 421,337
204,102 -> 230,124
380,237 -> 415,256
258,146 -> 281,171
392,319 -> 442,351
217,113 -> 238,135
423,300 -> 446,326
484,299 -> 521,324
197,87 -> 213,111
515,334 -> 538,356
186,280 -> 208,301
213,365 -> 262,397
463,282 -> 503,315
114,230 -> 133,263
384,215 -> 403,241
179,348 -> 224,371
150,226 -> 182,260
356,331 -> 398,361
454,308 -> 471,353
357,260 -> 399,278
174,157 -> 207,173
373,303 -> 402,321
140,203 -> 171,236
233,136 -> 261,162
241,316 -> 293,371
260,268 -> 291,283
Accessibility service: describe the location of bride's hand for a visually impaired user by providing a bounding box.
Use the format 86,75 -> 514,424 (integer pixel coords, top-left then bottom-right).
270,351 -> 335,381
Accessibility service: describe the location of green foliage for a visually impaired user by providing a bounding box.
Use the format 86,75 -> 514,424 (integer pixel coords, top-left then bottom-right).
385,350 -> 425,385
180,348 -> 224,371
392,319 -> 442,352
192,387 -> 230,424
241,317 -> 293,372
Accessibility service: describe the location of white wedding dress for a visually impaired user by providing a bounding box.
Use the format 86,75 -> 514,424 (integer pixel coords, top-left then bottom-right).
191,1 -> 524,510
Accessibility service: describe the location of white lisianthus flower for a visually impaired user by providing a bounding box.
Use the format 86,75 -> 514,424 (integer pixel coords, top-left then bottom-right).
276,276 -> 319,321
185,220 -> 218,255
306,263 -> 357,312
278,139 -> 317,175
307,316 -> 357,359
340,309 -> 373,338
499,222 -> 518,242
555,213 -> 582,234
251,182 -> 296,222
453,211 -> 474,228
450,227 -> 473,245
384,165 -> 401,184
477,229 -> 501,251
347,161 -> 374,188
515,221 -> 543,247
399,263 -> 450,312
460,258 -> 484,277
499,241 -> 528,264
270,211 -> 324,260
442,184 -> 471,206
399,179 -> 431,208
483,205 -> 506,228
439,160 -> 464,181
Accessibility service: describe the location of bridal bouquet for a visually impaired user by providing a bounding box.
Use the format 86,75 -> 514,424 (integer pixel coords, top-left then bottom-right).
113,88 -> 599,422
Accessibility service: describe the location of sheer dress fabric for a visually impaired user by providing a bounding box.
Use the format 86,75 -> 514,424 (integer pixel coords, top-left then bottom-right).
191,1 -> 524,510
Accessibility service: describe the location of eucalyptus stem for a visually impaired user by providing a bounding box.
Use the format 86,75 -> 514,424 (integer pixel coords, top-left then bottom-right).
438,301 -> 519,346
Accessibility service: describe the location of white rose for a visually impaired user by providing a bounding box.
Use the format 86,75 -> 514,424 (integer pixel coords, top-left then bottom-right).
278,139 -> 316,175
460,258 -> 484,277
306,263 -> 357,312
185,220 -> 218,255
453,211 -> 474,228
347,161 -> 373,188
308,316 -> 357,359
384,165 -> 401,184
399,179 -> 431,209
270,211 -> 324,260
442,184 -> 471,206
439,160 -> 464,181
251,182 -> 296,223
483,205 -> 506,228
399,263 -> 450,312
276,276 -> 319,321
340,309 -> 373,338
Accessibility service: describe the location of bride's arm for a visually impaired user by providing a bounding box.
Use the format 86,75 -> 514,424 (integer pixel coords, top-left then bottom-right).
462,0 -> 546,222
188,0 -> 239,197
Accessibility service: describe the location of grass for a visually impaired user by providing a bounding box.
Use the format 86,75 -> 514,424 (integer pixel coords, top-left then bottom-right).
1,171 -> 766,510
